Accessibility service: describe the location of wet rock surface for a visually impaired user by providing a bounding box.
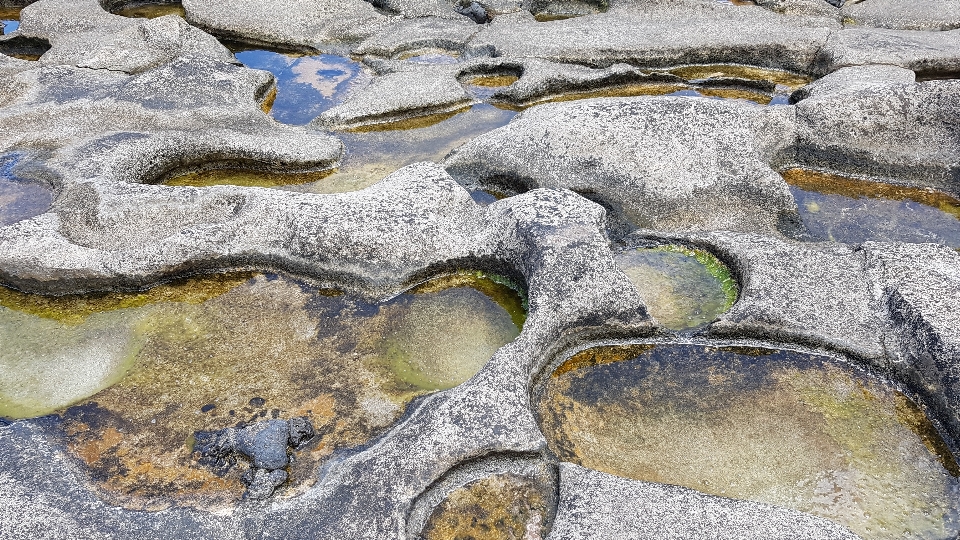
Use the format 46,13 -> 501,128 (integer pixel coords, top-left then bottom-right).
2,0 -> 960,538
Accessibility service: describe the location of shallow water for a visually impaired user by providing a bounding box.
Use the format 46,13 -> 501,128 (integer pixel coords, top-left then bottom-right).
783,168 -> 960,247
112,2 -> 186,18
0,271 -> 524,507
422,474 -> 552,540
232,49 -> 365,125
0,154 -> 54,226
286,104 -> 517,194
160,104 -> 516,191
615,246 -> 736,330
538,344 -> 960,540
0,7 -> 18,33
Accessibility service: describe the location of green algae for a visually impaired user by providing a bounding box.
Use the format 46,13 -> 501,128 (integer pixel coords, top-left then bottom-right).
538,344 -> 960,540
0,270 -> 526,508
422,474 -> 552,540
615,245 -> 736,330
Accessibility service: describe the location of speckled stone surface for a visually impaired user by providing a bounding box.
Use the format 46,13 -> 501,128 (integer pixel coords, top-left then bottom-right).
1,0 -> 959,538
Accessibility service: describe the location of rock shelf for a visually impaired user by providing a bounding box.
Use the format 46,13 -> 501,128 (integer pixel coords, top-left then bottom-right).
1,0 -> 960,538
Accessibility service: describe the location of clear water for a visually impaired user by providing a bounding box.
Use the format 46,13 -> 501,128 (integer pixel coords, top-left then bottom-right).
112,3 -> 186,18
539,344 -> 960,540
232,49 -> 365,125
784,169 -> 960,247
0,154 -> 53,226
0,271 -> 524,508
422,474 -> 551,540
615,246 -> 736,330
286,103 -> 517,194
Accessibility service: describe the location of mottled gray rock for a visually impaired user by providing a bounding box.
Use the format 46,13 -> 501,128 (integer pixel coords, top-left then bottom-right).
864,242 -> 960,448
181,0 -> 388,49
17,0 -> 233,73
314,63 -> 473,129
793,72 -> 960,193
754,0 -> 840,18
0,422 -> 241,539
242,468 -> 288,500
548,463 -> 861,540
680,231 -> 887,360
445,96 -> 800,236
817,27 -> 960,75
465,9 -> 833,72
842,0 -> 960,31
352,16 -> 480,57
789,63 -> 915,102
0,56 -> 342,187
463,57 -> 683,106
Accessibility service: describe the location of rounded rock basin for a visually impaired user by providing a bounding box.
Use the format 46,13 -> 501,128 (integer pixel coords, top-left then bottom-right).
422,473 -> 553,540
615,245 -> 737,330
0,270 -> 525,508
783,168 -> 960,247
537,343 -> 960,540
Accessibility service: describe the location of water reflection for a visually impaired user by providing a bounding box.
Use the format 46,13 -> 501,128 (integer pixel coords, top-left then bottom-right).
615,246 -> 736,330
539,344 -> 960,540
287,104 -> 517,194
0,270 -> 525,508
232,49 -> 365,125
783,168 -> 960,247
0,6 -> 18,33
0,154 -> 54,226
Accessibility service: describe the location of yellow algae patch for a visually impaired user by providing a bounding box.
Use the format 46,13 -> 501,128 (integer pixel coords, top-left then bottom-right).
422,474 -> 552,540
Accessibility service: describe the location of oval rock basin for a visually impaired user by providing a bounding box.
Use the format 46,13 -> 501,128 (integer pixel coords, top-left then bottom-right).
783,168 -> 960,247
422,473 -> 553,540
0,271 -> 525,508
537,343 -> 960,540
615,245 -> 737,330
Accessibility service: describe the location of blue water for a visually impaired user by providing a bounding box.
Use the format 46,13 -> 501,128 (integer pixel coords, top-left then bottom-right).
1,20 -> 18,33
0,154 -> 54,226
233,50 -> 363,125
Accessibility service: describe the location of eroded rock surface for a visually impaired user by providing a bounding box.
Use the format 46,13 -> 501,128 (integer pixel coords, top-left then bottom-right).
2,0 -> 960,538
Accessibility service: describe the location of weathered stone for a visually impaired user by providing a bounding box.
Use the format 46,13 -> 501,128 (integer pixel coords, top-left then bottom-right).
445,96 -> 799,236
465,9 -> 833,73
817,27 -> 960,75
241,468 -> 288,500
842,0 -> 960,31
793,70 -> 960,193
17,0 -> 232,73
313,62 -> 473,129
352,16 -> 480,58
0,56 -> 342,187
181,0 -> 388,49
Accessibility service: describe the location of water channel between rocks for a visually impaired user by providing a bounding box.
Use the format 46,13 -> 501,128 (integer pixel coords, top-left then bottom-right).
111,2 -> 186,19
538,343 -> 960,540
784,169 -> 960,247
0,270 -> 525,508
167,104 -> 517,193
